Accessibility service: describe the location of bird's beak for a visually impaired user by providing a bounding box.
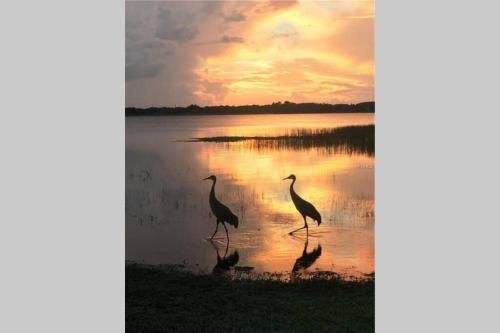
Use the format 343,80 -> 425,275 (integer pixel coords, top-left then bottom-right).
202,177 -> 210,180
282,176 -> 289,180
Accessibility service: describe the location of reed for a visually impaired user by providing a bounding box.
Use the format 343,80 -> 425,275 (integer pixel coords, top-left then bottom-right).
187,125 -> 375,155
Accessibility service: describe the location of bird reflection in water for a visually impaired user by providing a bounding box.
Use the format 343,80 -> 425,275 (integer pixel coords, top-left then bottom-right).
291,236 -> 322,276
210,240 -> 239,275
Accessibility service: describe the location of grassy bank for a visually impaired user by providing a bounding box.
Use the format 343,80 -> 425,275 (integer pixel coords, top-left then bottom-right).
185,125 -> 375,155
126,264 -> 374,332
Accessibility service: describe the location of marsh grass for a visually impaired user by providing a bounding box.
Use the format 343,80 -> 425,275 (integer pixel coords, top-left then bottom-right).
126,263 -> 374,332
184,125 -> 375,155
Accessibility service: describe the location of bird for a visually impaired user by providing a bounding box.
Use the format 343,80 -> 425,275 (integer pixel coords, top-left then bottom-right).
202,175 -> 239,240
282,174 -> 322,235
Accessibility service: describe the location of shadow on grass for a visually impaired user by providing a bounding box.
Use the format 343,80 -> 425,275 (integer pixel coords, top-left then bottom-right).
126,263 -> 374,332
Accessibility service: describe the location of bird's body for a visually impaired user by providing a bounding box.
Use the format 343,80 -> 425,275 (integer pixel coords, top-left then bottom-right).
203,175 -> 239,240
209,183 -> 239,227
283,174 -> 321,235
290,186 -> 322,224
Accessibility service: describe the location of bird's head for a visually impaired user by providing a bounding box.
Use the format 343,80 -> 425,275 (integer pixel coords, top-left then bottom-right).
282,174 -> 296,181
202,175 -> 216,181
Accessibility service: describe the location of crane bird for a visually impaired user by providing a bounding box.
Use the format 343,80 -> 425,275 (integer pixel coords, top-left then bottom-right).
202,175 -> 239,240
282,174 -> 322,235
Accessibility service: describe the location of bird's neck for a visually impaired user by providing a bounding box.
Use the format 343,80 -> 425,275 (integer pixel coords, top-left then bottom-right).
289,179 -> 296,193
209,179 -> 216,198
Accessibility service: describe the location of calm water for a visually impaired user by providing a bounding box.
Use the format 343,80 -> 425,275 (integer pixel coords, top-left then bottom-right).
126,114 -> 374,278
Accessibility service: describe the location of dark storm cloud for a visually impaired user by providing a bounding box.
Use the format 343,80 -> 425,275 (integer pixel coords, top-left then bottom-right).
126,63 -> 164,81
126,1 -> 228,106
193,35 -> 245,46
156,25 -> 198,43
126,39 -> 177,81
155,6 -> 199,43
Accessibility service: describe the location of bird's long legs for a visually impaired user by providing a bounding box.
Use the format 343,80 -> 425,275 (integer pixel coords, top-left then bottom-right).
288,226 -> 305,235
289,216 -> 309,235
210,222 -> 220,240
222,222 -> 229,241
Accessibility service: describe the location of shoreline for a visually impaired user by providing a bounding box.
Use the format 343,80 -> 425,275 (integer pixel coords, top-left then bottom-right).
125,101 -> 375,117
126,263 -> 375,332
126,111 -> 375,117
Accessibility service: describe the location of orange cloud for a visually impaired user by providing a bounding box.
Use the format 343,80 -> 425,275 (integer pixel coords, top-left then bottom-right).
126,1 -> 374,107
194,1 -> 374,105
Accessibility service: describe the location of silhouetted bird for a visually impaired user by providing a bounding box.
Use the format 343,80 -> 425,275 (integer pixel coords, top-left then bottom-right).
282,174 -> 322,235
203,175 -> 239,240
292,239 -> 322,273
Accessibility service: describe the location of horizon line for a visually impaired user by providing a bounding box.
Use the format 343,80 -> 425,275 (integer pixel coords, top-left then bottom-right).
126,100 -> 375,109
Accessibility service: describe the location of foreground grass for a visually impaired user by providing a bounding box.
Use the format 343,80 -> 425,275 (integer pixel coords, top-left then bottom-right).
126,264 -> 374,333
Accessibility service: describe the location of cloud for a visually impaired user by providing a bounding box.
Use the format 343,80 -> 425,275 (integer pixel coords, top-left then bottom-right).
272,32 -> 298,39
266,0 -> 299,11
220,35 -> 245,44
290,91 -> 310,102
197,80 -> 230,104
224,10 -> 246,22
156,25 -> 198,43
126,1 -> 228,106
126,38 -> 177,81
126,1 -> 374,107
155,7 -> 199,43
153,2 -> 227,43
126,63 -> 164,81
195,35 -> 245,46
125,1 -> 300,106
330,17 -> 374,62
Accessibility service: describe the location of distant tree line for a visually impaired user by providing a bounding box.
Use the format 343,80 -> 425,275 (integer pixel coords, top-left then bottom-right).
125,101 -> 375,116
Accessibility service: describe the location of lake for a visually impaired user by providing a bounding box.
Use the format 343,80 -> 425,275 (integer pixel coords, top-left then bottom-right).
126,113 -> 374,279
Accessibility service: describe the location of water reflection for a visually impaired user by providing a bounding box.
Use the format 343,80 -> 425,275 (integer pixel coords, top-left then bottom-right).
292,237 -> 323,274
218,141 -> 373,156
190,125 -> 375,156
126,114 -> 374,278
210,240 -> 240,275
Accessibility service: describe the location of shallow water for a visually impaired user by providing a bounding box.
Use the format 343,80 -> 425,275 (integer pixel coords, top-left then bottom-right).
126,113 -> 374,278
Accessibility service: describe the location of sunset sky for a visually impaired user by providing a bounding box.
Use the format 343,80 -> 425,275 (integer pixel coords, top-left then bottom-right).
126,1 -> 374,107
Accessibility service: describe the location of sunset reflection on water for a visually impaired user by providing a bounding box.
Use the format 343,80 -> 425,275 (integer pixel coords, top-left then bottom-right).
126,114 -> 374,278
